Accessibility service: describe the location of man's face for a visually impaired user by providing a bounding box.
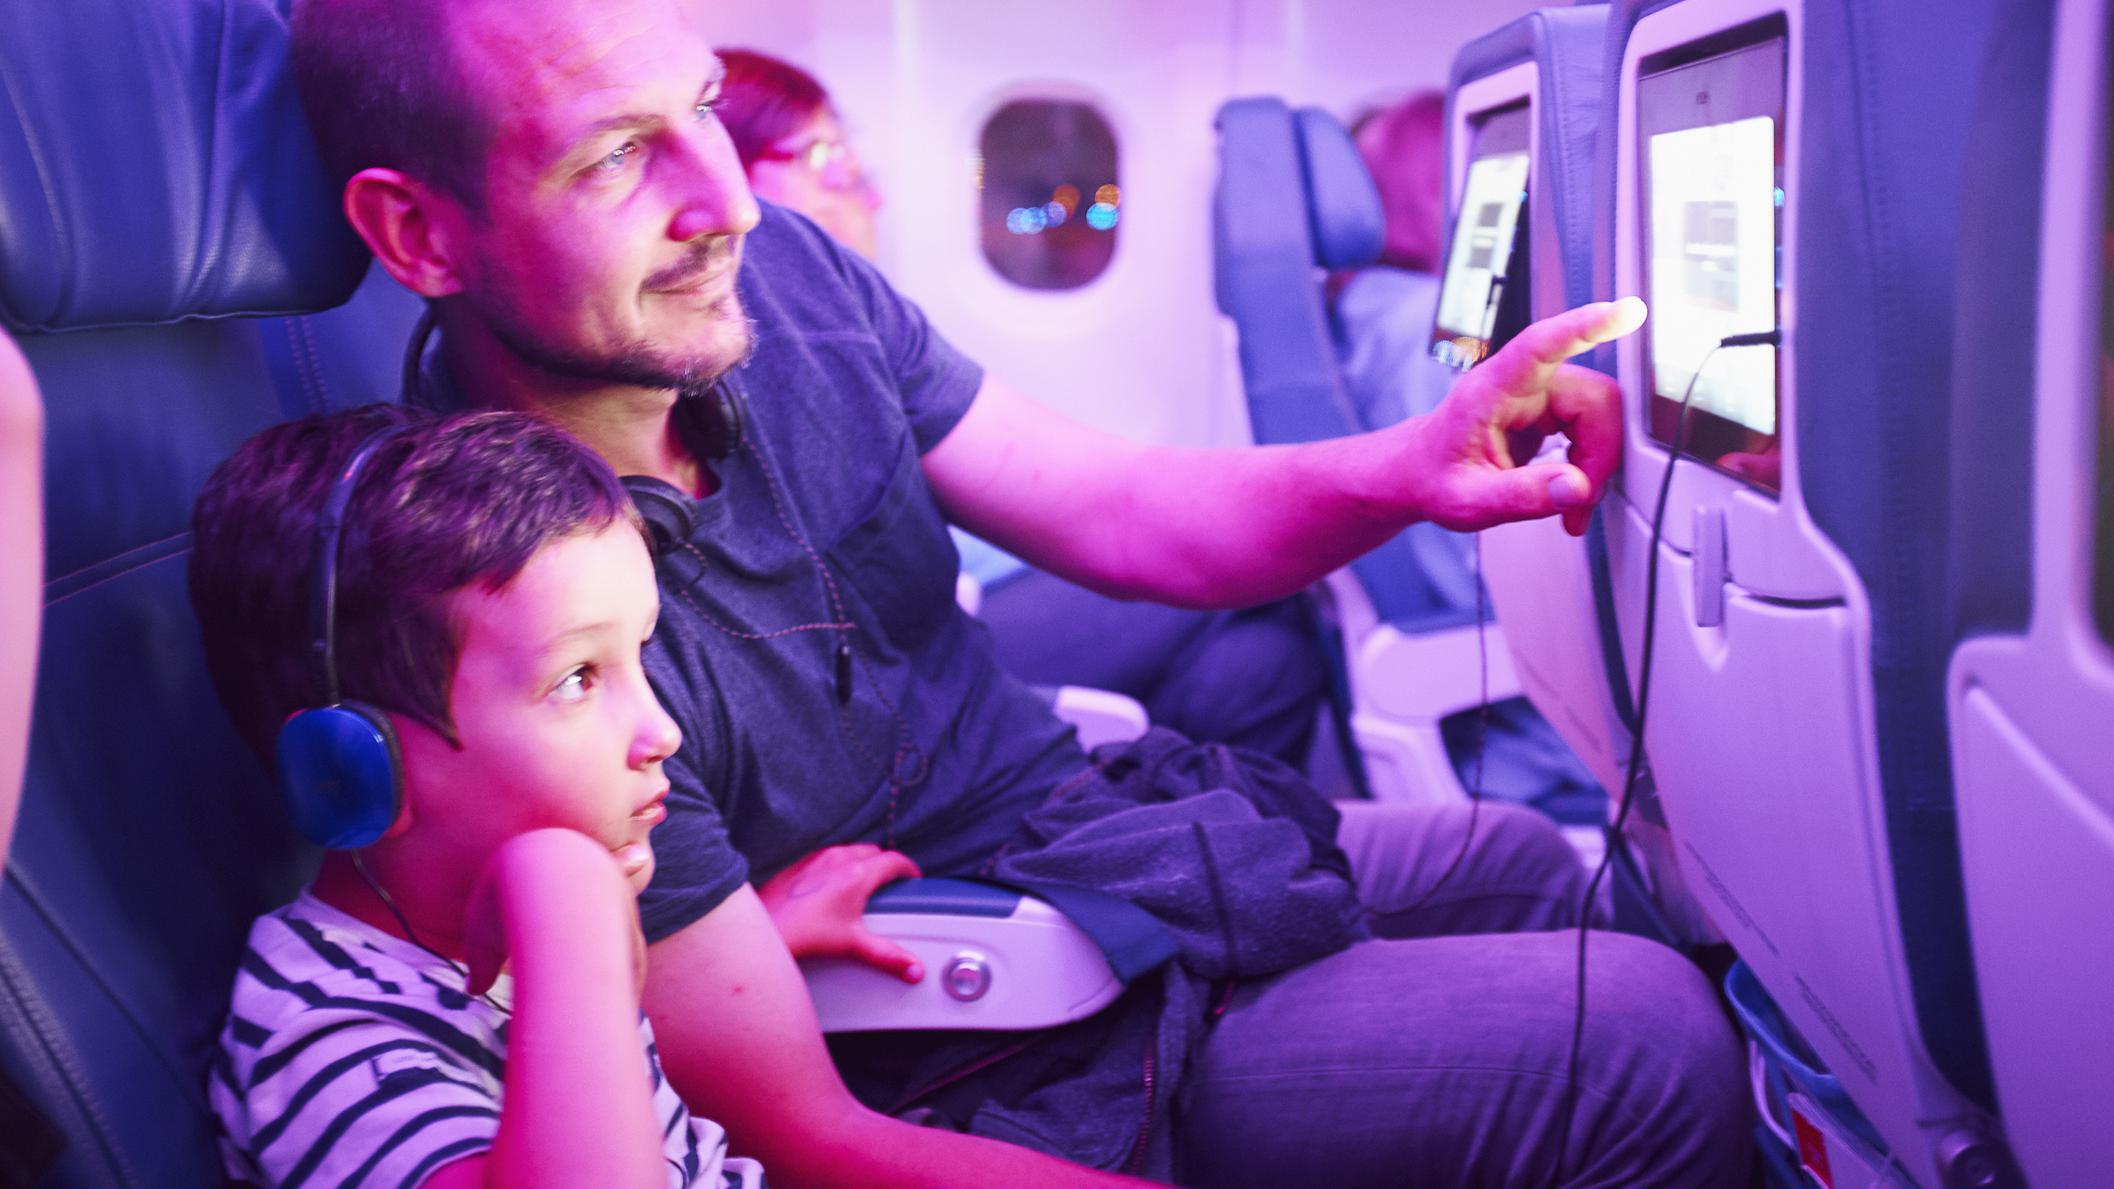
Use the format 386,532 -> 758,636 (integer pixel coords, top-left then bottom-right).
440,0 -> 763,391
400,523 -> 680,893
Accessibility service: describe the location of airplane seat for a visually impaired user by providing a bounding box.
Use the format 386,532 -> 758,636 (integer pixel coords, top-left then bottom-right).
1212,95 -> 1533,806
0,0 -> 372,1181
1945,0 -> 2112,1183
1446,8 -> 1609,316
1437,7 -> 1658,872
257,264 -> 431,418
0,13 -> 1128,1177
1589,0 -> 2017,1181
1458,6 -> 1632,794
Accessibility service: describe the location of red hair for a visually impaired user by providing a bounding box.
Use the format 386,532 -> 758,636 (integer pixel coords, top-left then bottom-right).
1353,90 -> 1447,274
716,49 -> 833,172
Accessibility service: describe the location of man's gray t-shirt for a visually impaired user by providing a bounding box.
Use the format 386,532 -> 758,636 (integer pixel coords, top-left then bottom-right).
625,205 -> 1088,940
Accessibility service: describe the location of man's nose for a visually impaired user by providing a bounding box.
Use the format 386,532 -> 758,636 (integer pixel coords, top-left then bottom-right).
667,125 -> 761,244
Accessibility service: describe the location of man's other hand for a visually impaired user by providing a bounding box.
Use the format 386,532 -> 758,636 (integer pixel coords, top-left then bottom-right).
1404,297 -> 1646,537
758,844 -> 926,982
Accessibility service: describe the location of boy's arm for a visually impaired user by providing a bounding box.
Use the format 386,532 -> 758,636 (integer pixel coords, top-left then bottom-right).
425,829 -> 665,1189
644,885 -> 1156,1189
0,334 -> 42,879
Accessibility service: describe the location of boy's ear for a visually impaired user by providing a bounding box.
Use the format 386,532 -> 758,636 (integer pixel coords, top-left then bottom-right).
378,794 -> 415,840
378,708 -> 449,841
342,168 -> 468,300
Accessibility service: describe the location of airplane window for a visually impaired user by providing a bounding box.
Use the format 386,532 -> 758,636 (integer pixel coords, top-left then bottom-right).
977,98 -> 1119,290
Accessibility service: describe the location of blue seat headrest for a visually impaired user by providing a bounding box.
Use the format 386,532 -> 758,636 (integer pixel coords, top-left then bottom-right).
1293,107 -> 1384,270
0,0 -> 369,332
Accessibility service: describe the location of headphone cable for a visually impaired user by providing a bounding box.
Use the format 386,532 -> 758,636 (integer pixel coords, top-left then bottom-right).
351,850 -> 506,1011
1547,329 -> 1777,1180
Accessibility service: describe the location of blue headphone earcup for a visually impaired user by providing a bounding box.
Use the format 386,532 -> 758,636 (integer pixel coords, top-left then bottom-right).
275,702 -> 403,849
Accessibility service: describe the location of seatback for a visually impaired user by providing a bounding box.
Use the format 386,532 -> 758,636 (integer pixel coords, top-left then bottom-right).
1444,7 -> 1609,318
0,0 -> 399,1180
1945,0 -> 2110,1182
1212,97 -> 1471,630
1595,0 -> 2012,1180
1446,8 -> 1651,807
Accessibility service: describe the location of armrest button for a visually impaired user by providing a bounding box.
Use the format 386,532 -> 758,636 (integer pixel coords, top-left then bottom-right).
943,953 -> 991,1002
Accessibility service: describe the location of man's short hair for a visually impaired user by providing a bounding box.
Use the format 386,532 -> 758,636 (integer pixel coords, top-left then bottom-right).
289,0 -> 491,209
190,406 -> 641,761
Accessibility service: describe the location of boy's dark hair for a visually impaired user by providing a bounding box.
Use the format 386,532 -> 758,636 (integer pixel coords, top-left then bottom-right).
190,406 -> 642,761
289,0 -> 492,211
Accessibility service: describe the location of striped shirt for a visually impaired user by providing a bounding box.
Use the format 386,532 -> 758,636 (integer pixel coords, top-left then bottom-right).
210,890 -> 765,1188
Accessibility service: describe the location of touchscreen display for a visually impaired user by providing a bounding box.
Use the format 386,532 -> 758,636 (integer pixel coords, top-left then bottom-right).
1648,116 -> 1777,433
1637,30 -> 1786,491
1431,104 -> 1530,369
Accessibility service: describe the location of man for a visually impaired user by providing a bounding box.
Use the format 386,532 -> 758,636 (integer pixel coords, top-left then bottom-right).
289,0 -> 1748,1183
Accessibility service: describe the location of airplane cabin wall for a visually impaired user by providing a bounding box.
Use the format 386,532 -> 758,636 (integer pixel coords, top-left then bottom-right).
701,1 -> 1543,448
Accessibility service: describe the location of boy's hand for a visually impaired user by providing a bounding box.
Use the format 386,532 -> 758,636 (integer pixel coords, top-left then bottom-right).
758,844 -> 925,982
461,828 -> 648,998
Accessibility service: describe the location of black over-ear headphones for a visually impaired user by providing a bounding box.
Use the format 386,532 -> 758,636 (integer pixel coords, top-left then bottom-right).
274,425 -> 413,849
624,475 -> 698,560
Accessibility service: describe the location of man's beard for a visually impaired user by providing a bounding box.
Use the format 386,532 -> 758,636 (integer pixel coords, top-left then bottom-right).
472,244 -> 758,392
483,298 -> 758,393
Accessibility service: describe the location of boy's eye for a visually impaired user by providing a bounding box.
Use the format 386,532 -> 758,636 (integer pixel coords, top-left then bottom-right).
554,666 -> 596,702
597,141 -> 639,174
695,80 -> 721,122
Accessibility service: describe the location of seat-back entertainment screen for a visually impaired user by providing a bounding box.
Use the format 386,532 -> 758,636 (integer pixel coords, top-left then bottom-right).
1638,26 -> 1787,492
1431,103 -> 1531,370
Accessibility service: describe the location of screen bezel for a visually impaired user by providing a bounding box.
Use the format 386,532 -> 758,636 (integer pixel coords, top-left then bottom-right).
1637,18 -> 1789,494
1430,101 -> 1532,370
2096,79 -> 2114,648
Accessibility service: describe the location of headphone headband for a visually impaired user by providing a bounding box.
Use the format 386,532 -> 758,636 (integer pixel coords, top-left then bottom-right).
309,424 -> 413,706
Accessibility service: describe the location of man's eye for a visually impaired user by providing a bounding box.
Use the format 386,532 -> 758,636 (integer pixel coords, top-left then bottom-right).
598,141 -> 639,173
694,98 -> 718,122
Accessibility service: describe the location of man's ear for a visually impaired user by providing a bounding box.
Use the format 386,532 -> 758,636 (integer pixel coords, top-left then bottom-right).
343,167 -> 468,299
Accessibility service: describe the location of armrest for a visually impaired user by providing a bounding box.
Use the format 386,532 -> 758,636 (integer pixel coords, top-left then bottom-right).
800,879 -> 1125,1033
1046,685 -> 1150,750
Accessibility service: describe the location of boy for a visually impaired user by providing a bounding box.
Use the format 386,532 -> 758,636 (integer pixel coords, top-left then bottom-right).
190,405 -> 763,1187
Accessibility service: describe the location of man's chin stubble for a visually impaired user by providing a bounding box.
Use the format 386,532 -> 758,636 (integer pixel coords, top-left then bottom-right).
492,303 -> 757,396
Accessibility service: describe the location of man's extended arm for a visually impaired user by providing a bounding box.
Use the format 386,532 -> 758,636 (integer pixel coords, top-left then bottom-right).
643,884 -> 1154,1189
923,299 -> 1644,610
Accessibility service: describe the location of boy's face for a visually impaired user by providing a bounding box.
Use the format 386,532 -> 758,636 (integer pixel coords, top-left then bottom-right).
396,521 -> 680,893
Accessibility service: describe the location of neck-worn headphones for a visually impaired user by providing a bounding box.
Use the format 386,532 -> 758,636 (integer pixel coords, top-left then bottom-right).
402,308 -> 745,463
274,425 -> 413,850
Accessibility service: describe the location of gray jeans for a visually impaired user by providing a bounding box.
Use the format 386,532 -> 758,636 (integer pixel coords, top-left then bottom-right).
1171,800 -> 1751,1188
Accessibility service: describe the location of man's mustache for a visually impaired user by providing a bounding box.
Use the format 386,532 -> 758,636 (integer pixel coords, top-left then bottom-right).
644,237 -> 739,292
